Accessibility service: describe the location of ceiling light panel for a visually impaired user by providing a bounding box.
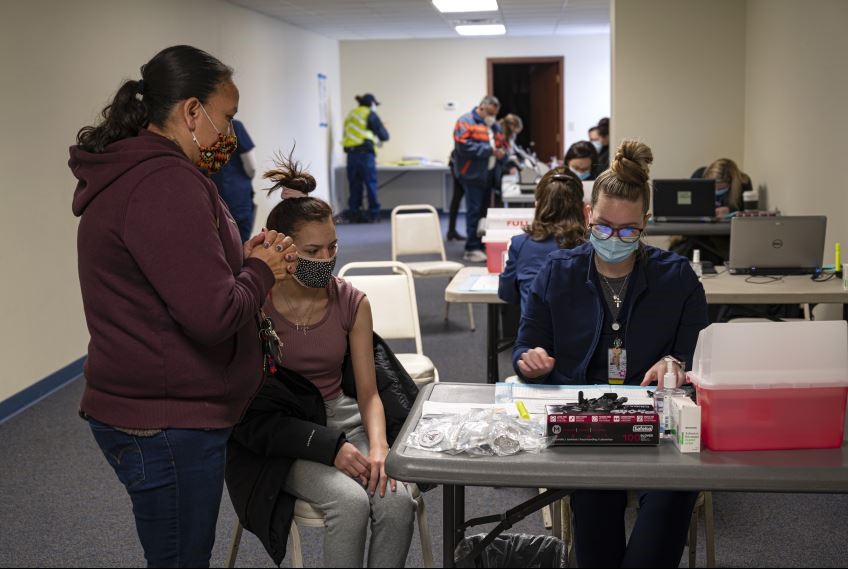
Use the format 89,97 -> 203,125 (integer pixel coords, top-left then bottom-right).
433,0 -> 499,14
455,23 -> 506,35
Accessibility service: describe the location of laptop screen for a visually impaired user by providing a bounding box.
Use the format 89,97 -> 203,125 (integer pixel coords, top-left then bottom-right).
652,179 -> 716,221
728,216 -> 827,275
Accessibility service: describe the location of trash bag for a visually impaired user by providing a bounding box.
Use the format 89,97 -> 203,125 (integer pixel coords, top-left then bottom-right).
455,533 -> 567,568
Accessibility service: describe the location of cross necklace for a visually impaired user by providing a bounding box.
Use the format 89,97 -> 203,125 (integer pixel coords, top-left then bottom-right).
600,272 -> 631,332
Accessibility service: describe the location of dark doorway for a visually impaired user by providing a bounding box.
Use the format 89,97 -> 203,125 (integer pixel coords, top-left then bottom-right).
488,57 -> 564,164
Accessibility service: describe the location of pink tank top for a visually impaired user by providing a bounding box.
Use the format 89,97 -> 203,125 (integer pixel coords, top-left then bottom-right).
263,277 -> 365,400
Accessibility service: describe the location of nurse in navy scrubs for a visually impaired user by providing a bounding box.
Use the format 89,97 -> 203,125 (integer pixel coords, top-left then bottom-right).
514,139 -> 709,568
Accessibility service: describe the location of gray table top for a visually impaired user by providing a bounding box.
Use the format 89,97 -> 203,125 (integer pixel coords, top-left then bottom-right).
386,383 -> 848,493
445,266 -> 848,305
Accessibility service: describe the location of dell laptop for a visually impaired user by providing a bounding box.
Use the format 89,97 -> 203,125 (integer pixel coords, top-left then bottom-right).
728,216 -> 826,275
652,179 -> 717,222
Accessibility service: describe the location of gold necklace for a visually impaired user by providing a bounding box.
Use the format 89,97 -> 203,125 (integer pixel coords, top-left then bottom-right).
281,288 -> 321,335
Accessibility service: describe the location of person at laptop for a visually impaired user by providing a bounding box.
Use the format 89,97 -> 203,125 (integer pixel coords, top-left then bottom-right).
564,140 -> 599,181
674,157 -> 754,264
692,157 -> 752,218
498,168 -> 586,314
513,140 -> 708,568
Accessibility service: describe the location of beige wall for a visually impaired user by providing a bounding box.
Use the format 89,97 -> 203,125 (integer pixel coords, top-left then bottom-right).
744,0 -> 848,264
339,35 -> 611,164
0,0 -> 341,404
612,0 -> 747,180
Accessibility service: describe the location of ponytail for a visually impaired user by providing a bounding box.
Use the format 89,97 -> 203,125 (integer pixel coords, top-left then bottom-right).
76,80 -> 148,153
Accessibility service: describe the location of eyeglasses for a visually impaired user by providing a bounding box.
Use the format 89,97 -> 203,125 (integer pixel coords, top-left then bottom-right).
589,223 -> 643,243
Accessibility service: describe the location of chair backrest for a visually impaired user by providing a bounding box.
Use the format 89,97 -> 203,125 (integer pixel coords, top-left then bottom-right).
337,261 -> 423,354
391,204 -> 447,261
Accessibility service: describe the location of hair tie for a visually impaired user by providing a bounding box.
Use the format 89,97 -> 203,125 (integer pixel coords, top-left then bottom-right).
281,187 -> 307,200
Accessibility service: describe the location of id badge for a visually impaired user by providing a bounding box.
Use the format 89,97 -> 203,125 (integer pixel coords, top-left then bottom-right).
607,348 -> 627,384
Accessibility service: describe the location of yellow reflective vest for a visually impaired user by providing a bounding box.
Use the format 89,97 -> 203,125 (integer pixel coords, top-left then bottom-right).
342,106 -> 377,149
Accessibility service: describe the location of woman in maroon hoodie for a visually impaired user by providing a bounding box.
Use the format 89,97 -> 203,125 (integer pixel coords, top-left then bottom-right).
69,45 -> 296,568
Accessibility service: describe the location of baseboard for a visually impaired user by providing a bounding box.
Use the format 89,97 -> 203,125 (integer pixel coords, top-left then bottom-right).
0,356 -> 85,425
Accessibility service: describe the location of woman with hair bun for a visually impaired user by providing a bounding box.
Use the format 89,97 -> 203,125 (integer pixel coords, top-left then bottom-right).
226,152 -> 415,568
69,45 -> 297,567
514,140 -> 708,568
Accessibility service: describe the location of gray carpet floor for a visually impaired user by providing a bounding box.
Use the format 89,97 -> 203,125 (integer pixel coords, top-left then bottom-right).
1,216 -> 847,568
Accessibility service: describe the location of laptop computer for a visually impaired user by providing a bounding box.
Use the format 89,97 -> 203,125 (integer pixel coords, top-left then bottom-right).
652,179 -> 716,222
728,216 -> 826,275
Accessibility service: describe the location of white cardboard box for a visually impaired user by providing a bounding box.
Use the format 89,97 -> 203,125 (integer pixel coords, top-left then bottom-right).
669,395 -> 701,453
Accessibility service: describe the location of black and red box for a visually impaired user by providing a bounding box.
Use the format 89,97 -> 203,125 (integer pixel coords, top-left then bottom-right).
546,405 -> 660,446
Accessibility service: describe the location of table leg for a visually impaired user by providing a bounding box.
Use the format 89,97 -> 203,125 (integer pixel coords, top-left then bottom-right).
443,484 -> 466,568
487,304 -> 499,384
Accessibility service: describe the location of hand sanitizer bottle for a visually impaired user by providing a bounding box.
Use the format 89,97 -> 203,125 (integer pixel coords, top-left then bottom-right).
655,360 -> 685,439
691,249 -> 703,279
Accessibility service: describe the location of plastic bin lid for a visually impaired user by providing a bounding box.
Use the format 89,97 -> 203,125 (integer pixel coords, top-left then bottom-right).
487,208 -> 535,219
690,321 -> 848,389
482,229 -> 524,243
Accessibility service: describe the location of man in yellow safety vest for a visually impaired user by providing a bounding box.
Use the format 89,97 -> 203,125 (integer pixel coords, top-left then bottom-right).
341,93 -> 389,223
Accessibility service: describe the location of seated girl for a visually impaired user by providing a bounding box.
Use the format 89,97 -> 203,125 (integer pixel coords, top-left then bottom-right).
514,140 -> 709,568
226,153 -> 415,568
498,168 -> 586,314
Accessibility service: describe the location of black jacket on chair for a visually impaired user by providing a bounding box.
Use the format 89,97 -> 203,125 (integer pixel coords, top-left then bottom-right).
225,333 -> 419,565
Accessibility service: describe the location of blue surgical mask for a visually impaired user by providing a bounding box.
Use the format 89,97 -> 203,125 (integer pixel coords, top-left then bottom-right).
570,166 -> 591,180
591,140 -> 603,153
715,187 -> 729,206
590,234 -> 639,264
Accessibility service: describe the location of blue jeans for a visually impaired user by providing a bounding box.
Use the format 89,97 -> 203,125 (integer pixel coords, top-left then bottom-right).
88,419 -> 232,568
346,152 -> 380,216
462,181 -> 487,251
570,489 -> 698,568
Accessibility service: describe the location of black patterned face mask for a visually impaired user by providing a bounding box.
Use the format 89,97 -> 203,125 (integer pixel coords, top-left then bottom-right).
293,255 -> 337,288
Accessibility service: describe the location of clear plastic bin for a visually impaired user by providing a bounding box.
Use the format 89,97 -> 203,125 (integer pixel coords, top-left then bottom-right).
688,321 -> 848,451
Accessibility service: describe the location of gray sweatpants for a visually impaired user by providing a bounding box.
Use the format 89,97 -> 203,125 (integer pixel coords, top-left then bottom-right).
283,392 -> 415,568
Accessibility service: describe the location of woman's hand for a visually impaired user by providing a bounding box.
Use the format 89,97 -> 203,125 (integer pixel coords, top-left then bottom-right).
334,442 -> 371,486
246,229 -> 298,280
367,444 -> 395,498
517,347 -> 556,379
640,359 -> 685,389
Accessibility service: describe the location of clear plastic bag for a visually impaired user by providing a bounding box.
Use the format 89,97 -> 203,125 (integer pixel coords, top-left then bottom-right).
407,409 -> 552,456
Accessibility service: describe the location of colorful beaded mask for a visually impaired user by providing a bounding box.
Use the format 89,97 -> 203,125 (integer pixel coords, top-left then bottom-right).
192,104 -> 237,174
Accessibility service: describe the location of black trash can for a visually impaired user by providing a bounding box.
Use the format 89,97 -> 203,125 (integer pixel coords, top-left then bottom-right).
455,533 -> 567,568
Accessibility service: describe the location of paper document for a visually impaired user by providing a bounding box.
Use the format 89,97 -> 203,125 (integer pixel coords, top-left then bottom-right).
470,274 -> 500,292
421,402 -> 512,416
458,275 -> 500,293
496,383 -> 654,412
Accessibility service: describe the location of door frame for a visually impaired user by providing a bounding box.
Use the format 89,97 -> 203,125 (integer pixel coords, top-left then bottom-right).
486,56 -> 564,158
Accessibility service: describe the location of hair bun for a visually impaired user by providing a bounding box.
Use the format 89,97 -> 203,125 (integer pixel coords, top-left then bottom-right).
263,147 -> 317,196
611,139 -> 652,185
